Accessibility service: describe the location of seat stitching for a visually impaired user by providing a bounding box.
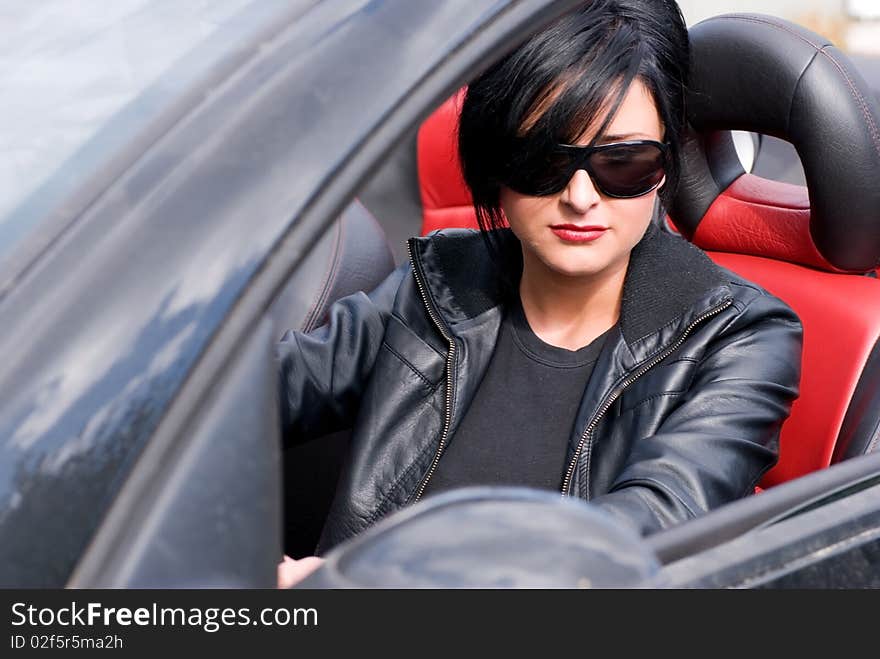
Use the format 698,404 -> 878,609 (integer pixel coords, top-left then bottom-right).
302,220 -> 343,332
713,15 -> 880,159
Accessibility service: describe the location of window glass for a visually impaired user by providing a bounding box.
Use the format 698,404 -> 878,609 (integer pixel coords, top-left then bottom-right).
0,0 -> 288,267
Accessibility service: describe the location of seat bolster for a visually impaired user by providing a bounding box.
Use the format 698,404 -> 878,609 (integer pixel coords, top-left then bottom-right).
834,338 -> 880,462
708,252 -> 880,485
272,199 -> 395,335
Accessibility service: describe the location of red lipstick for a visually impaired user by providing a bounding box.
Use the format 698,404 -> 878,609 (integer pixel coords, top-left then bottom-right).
549,224 -> 607,243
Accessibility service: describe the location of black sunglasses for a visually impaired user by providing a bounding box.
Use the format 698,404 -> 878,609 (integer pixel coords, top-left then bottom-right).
502,139 -> 668,199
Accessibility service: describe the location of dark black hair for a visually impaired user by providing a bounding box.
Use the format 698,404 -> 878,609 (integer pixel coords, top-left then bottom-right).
458,0 -> 690,234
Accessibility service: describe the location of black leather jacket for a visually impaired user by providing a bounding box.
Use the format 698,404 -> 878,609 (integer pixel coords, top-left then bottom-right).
278,224 -> 803,553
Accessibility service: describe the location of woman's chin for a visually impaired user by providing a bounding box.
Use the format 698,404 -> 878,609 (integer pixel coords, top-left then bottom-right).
536,252 -> 616,280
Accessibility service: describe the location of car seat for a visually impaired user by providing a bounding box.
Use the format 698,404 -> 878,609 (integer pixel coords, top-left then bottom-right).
273,200 -> 395,556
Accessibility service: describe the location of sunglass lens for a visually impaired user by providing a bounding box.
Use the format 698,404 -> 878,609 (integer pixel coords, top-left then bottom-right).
590,144 -> 665,197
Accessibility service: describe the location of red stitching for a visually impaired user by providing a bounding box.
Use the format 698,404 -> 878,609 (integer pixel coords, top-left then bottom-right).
822,48 -> 880,157
713,15 -> 880,159
301,220 -> 342,332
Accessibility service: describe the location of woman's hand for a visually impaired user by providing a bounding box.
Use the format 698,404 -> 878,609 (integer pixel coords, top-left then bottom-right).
277,555 -> 325,588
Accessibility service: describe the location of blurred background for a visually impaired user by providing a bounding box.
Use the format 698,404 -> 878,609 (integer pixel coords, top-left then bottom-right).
678,0 -> 880,54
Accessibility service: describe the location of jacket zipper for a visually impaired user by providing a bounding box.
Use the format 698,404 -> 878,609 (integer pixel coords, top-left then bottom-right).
406,239 -> 457,504
561,298 -> 734,498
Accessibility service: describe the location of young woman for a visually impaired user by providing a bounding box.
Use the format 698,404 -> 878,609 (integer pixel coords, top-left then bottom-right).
276,0 -> 803,586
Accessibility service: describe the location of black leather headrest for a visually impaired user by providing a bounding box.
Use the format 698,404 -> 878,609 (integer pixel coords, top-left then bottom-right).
671,14 -> 880,272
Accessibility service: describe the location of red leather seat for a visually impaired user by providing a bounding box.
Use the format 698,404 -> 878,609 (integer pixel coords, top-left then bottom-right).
417,90 -> 476,234
414,14 -> 880,488
687,177 -> 880,484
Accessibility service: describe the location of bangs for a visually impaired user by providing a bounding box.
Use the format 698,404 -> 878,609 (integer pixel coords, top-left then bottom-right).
517,21 -> 645,148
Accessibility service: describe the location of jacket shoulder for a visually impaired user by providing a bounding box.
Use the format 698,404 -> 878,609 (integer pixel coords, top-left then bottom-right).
716,266 -> 801,326
652,228 -> 800,321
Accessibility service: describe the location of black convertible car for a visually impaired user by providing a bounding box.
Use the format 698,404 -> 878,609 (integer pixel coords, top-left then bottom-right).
1,0 -> 878,588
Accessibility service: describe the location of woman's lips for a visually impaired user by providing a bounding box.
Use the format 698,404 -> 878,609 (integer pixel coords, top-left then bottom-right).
549,224 -> 608,243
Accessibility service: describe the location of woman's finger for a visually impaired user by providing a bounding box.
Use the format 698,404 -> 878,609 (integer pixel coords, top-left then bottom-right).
277,556 -> 325,589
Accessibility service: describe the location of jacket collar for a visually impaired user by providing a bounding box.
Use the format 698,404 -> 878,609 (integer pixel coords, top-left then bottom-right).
408,222 -> 732,347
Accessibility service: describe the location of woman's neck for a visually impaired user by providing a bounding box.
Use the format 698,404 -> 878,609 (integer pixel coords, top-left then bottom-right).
518,251 -> 627,351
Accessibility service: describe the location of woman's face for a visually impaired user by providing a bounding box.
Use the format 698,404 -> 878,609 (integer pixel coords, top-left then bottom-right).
499,79 -> 663,281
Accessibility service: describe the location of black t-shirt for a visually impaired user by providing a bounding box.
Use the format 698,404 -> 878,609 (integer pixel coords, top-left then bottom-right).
422,298 -> 614,496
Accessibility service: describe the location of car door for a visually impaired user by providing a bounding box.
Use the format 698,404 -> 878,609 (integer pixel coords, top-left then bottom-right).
69,318 -> 282,588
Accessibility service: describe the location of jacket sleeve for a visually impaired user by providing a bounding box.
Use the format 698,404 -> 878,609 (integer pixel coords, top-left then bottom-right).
275,263 -> 410,445
592,291 -> 804,536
